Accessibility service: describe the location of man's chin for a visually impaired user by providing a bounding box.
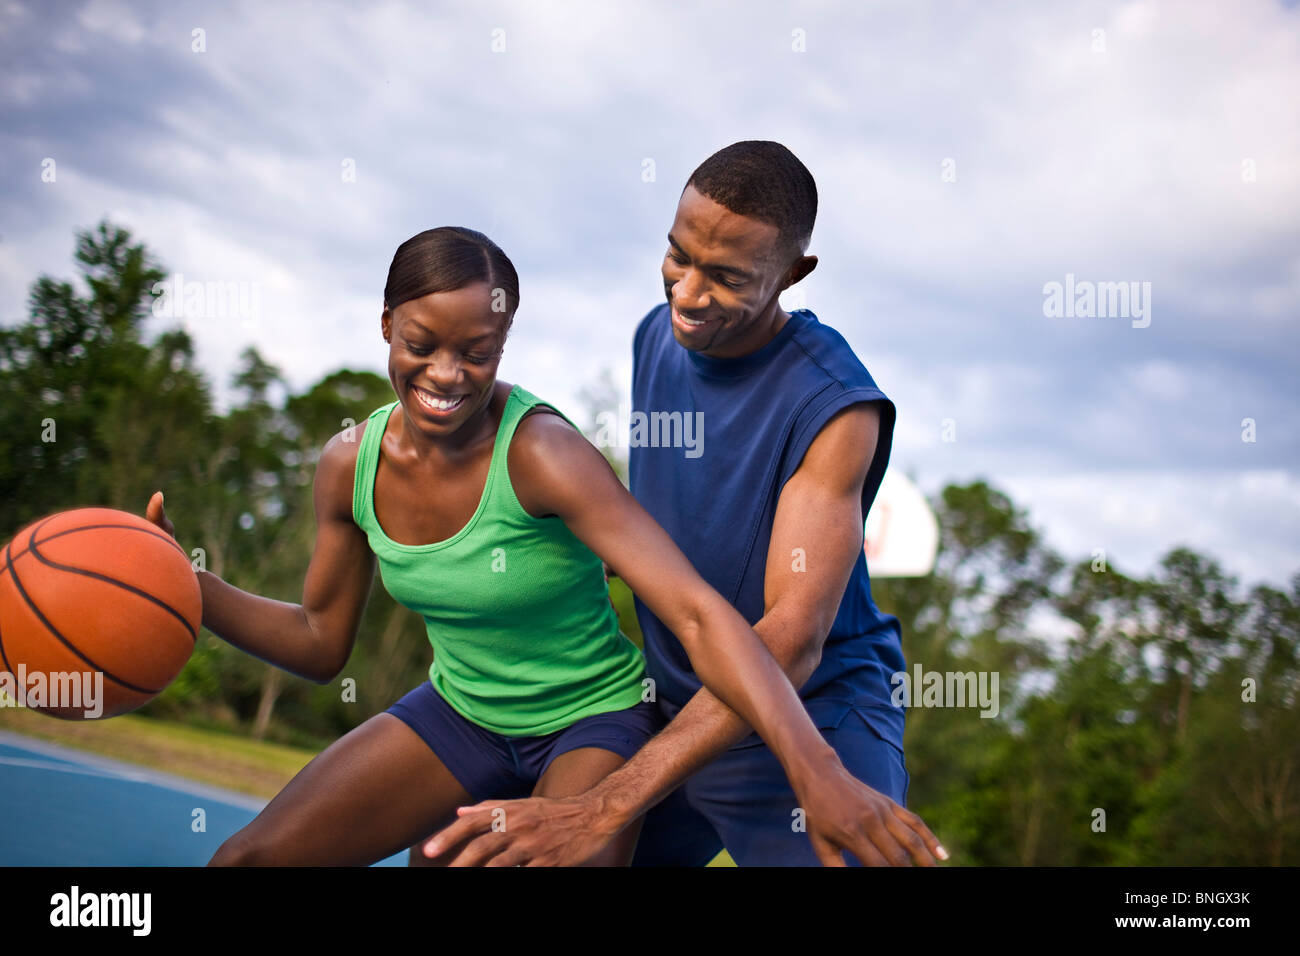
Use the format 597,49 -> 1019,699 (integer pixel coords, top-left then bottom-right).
668,305 -> 723,349
670,326 -> 713,351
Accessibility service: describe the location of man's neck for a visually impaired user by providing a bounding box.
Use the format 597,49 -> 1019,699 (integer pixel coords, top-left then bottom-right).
702,306 -> 791,360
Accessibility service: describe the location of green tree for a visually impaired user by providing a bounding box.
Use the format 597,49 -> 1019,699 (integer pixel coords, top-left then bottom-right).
0,220 -> 210,531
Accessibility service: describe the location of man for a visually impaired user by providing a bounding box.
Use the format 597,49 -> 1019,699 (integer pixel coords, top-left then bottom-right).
424,141 -> 943,866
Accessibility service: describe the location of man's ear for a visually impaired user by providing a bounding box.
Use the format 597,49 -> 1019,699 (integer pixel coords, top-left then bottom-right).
381,306 -> 391,343
785,254 -> 818,290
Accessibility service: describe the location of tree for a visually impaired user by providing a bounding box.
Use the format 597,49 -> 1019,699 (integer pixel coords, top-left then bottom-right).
0,220 -> 205,531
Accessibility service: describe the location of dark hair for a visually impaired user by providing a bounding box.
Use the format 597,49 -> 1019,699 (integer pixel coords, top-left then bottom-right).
383,226 -> 520,334
685,141 -> 817,258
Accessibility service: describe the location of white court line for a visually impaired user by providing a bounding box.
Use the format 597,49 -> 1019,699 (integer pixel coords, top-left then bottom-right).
0,754 -> 146,782
0,730 -> 267,812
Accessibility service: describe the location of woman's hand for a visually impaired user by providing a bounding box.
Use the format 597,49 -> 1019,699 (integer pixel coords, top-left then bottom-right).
146,490 -> 177,541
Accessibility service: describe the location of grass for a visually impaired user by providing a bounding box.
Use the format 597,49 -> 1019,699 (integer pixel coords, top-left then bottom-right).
0,701 -> 313,800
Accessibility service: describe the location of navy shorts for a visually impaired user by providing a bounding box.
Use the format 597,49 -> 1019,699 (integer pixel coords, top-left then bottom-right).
630,697 -> 910,867
386,681 -> 663,803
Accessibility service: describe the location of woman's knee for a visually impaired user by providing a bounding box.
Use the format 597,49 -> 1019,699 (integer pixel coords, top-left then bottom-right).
407,841 -> 446,867
207,827 -> 283,867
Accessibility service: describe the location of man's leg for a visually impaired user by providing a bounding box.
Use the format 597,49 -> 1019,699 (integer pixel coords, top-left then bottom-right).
629,783 -> 726,867
687,703 -> 909,866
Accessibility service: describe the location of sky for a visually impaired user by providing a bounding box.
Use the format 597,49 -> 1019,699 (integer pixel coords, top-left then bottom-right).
2,0 -> 1297,592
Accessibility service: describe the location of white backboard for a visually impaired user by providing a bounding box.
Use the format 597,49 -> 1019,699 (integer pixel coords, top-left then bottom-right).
864,471 -> 939,577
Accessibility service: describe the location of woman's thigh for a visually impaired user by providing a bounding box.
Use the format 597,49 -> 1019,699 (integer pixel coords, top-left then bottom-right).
209,712 -> 474,867
407,700 -> 661,866
531,747 -> 644,866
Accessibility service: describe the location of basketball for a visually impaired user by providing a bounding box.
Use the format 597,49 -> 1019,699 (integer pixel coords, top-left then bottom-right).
0,507 -> 200,720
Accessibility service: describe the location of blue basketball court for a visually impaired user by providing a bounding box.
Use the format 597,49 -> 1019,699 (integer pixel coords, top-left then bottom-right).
0,730 -> 405,866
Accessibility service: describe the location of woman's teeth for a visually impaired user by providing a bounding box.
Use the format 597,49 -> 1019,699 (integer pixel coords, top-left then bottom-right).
415,388 -> 465,412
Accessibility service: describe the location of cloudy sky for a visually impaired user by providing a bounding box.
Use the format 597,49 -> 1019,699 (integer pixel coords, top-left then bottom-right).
2,0 -> 1297,591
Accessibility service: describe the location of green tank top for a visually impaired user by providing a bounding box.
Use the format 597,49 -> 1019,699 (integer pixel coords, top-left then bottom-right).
352,384 -> 646,736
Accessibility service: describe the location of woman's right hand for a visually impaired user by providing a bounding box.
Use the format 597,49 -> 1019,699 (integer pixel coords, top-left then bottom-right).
146,490 -> 177,541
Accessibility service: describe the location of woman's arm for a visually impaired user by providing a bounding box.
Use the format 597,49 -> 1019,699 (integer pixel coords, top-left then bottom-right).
506,411 -> 857,816
146,428 -> 376,684
426,406 -> 942,866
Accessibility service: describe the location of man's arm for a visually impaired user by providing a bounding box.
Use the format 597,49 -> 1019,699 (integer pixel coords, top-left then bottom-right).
426,402 -> 946,865
571,402 -> 881,829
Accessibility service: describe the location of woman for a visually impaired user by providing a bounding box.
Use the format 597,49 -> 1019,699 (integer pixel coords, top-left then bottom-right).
146,227 -> 925,866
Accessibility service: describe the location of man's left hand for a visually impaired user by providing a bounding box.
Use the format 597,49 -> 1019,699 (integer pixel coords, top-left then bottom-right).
796,755 -> 949,866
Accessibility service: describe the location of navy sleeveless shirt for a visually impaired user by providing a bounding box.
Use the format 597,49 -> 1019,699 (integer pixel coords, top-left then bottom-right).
629,303 -> 906,746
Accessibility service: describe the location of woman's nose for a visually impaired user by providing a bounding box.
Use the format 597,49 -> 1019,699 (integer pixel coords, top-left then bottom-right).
424,351 -> 463,389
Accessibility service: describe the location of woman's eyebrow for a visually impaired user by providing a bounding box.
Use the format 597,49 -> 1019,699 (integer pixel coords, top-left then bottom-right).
403,325 -> 499,345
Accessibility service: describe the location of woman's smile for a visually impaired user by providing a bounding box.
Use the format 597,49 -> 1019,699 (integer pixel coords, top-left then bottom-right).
412,385 -> 468,418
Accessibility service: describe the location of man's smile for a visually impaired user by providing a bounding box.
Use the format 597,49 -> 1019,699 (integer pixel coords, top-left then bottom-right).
671,302 -> 717,333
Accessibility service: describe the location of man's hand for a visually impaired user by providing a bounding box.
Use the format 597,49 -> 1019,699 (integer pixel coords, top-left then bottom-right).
794,753 -> 949,866
421,761 -> 951,867
422,793 -> 617,867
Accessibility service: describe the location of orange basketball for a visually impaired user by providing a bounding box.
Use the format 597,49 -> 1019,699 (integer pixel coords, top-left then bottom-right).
0,507 -> 200,720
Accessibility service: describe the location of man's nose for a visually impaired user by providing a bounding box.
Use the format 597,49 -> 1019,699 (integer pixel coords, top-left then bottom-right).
672,270 -> 710,312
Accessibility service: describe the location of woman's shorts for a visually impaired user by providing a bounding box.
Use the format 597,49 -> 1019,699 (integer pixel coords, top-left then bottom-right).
386,681 -> 664,802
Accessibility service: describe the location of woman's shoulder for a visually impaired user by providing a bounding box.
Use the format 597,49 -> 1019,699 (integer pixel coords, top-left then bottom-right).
320,404 -> 388,468
505,389 -> 603,518
314,404 -> 393,519
510,410 -> 586,468
495,382 -> 571,439
506,385 -> 582,447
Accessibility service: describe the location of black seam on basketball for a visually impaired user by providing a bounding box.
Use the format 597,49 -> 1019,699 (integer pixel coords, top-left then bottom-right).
3,523 -> 197,645
27,525 -> 198,646
3,516 -> 167,695
0,539 -> 12,678
0,521 -> 190,579
1,533 -> 24,678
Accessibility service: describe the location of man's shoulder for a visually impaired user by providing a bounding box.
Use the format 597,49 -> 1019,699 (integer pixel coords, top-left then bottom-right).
633,302 -> 669,357
786,310 -> 881,394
